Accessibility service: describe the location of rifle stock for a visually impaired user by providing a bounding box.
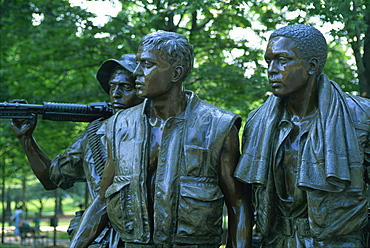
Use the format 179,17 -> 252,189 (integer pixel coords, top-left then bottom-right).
0,101 -> 113,122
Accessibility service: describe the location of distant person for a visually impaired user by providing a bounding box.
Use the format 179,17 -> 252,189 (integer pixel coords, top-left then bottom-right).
12,205 -> 24,239
33,212 -> 41,235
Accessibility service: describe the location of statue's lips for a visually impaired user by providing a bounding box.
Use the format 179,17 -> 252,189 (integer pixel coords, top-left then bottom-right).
112,103 -> 124,109
270,81 -> 282,87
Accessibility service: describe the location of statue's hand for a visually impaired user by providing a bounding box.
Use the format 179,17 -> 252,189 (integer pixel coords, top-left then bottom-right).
11,115 -> 37,137
10,99 -> 37,138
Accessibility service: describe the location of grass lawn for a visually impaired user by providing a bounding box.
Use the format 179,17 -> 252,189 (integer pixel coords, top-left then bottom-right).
1,197 -> 81,222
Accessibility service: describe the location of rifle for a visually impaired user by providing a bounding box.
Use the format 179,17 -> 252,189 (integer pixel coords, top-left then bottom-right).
0,101 -> 113,122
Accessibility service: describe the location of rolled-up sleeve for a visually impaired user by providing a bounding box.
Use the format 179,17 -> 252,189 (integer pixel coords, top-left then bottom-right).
365,131 -> 370,183
49,132 -> 87,190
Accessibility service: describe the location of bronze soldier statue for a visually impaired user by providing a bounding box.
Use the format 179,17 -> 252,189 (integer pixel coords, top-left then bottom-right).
235,24 -> 370,247
11,54 -> 143,247
70,30 -> 252,248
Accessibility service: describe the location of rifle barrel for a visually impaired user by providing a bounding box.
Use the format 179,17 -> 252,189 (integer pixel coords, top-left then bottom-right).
0,101 -> 113,122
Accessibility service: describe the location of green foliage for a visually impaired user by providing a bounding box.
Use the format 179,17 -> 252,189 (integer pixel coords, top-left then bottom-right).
324,41 -> 359,92
187,61 -> 269,119
1,0 -> 105,193
107,0 -> 268,119
1,0 -> 367,206
1,0 -> 110,103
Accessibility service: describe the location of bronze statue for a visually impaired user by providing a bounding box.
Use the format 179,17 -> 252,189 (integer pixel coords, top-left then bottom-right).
10,54 -> 143,247
235,24 -> 370,247
70,31 -> 252,248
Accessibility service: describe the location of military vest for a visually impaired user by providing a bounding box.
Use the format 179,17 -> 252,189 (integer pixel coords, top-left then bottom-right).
105,91 -> 240,244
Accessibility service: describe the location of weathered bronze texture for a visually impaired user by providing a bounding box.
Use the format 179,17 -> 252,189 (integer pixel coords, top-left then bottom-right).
235,24 -> 370,247
0,101 -> 113,122
70,31 -> 252,248
10,54 -> 143,247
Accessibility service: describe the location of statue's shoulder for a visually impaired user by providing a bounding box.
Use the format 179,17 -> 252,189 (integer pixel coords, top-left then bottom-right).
200,100 -> 239,117
196,99 -> 241,129
186,90 -> 240,122
106,103 -> 145,137
86,117 -> 106,129
246,95 -> 279,124
115,103 -> 144,118
345,93 -> 370,126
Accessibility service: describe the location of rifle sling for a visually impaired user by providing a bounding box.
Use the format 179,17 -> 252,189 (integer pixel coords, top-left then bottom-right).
86,118 -> 107,180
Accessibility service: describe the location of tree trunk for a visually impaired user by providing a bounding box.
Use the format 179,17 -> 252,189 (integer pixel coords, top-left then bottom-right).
347,1 -> 369,98
37,199 -> 44,218
361,10 -> 370,98
1,160 -> 5,244
57,195 -> 63,216
21,176 -> 28,219
5,189 -> 11,221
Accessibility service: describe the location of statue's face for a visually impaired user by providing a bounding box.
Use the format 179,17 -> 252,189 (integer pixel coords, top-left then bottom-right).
134,46 -> 173,99
264,36 -> 311,98
109,69 -> 141,113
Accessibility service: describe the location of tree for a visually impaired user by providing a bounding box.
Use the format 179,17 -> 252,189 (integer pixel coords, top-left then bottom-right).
97,0 -> 271,117
2,0 -> 364,119
0,0 -> 106,233
0,0 -> 108,177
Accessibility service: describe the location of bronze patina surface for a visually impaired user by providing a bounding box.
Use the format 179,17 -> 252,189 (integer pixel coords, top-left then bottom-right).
70,31 -> 252,248
235,24 -> 370,248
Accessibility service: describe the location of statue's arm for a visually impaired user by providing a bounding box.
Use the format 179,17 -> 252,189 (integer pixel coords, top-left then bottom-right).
364,130 -> 370,183
11,116 -> 56,190
69,154 -> 114,248
219,125 -> 253,248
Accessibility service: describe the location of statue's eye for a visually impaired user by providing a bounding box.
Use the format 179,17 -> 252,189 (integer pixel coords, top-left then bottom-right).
144,61 -> 154,68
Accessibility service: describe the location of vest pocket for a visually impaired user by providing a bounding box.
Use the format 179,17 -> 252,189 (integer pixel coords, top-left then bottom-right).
176,176 -> 224,239
106,176 -> 136,239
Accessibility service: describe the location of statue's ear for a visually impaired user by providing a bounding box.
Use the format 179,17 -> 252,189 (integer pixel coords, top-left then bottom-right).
172,66 -> 183,83
308,58 -> 318,75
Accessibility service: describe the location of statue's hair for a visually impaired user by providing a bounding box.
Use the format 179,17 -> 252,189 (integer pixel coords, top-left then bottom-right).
269,24 -> 327,74
140,30 -> 194,81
